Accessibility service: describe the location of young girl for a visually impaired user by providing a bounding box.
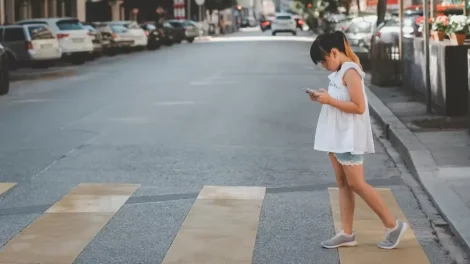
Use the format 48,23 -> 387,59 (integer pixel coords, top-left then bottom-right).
308,31 -> 408,250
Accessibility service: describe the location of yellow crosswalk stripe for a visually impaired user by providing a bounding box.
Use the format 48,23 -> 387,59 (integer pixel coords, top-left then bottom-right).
328,187 -> 430,264
162,185 -> 266,264
0,183 -> 16,195
0,183 -> 140,264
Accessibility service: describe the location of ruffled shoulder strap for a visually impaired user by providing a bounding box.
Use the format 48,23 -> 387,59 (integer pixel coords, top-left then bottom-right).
338,62 -> 365,80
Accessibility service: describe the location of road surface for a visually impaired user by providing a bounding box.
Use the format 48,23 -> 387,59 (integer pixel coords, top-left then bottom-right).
0,28 -> 467,264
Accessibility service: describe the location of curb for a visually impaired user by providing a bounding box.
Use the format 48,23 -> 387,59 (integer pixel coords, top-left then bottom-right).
10,68 -> 76,82
365,84 -> 470,252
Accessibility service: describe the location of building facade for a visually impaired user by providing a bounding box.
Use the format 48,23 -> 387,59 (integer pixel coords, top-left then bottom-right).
0,0 -> 130,24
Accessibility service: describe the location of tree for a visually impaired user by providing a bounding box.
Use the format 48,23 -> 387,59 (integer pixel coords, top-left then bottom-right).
376,0 -> 387,26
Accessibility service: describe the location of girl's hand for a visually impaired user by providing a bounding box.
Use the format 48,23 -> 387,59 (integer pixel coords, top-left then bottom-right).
308,91 -> 318,102
316,89 -> 331,105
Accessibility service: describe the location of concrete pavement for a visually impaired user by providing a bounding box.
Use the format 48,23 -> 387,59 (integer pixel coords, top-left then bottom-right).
0,29 -> 467,263
366,81 -> 470,258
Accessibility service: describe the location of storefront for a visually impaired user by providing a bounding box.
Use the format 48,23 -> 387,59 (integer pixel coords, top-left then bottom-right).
3,0 -> 87,23
123,0 -> 174,22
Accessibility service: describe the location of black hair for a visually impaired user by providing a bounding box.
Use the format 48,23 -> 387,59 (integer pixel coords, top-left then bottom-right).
310,31 -> 361,66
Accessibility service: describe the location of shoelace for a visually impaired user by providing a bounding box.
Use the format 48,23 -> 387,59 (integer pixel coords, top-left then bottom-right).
384,230 -> 393,242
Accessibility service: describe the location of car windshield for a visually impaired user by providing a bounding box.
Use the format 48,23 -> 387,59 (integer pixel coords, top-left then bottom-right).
56,19 -> 83,30
28,25 -> 55,40
169,22 -> 183,28
346,20 -> 372,33
276,16 -> 291,20
124,23 -> 141,29
145,24 -> 157,30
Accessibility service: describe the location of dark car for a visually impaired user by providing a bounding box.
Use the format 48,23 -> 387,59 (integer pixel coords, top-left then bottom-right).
141,23 -> 161,50
165,21 -> 186,43
260,16 -> 274,31
0,44 -> 10,96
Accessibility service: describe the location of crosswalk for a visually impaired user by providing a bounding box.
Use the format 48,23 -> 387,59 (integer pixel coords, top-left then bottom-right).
0,182 -> 430,264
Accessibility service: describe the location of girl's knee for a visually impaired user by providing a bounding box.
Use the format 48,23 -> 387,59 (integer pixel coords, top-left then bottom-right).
347,180 -> 366,193
336,177 -> 348,188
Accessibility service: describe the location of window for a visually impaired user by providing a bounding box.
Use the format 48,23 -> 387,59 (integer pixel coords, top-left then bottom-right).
146,24 -> 157,30
56,19 -> 84,30
4,28 -> 26,42
110,25 -> 127,33
28,26 -> 55,40
169,22 -> 183,28
276,15 -> 292,20
124,23 -> 140,29
346,21 -> 372,33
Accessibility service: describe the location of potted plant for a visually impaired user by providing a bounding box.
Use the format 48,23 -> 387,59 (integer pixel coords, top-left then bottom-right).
447,15 -> 470,45
431,15 -> 449,41
416,16 -> 434,39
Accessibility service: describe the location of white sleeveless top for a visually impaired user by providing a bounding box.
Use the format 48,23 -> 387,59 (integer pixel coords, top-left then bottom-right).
314,62 -> 375,155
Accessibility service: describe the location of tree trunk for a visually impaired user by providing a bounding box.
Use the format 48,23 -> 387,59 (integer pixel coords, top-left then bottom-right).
376,0 -> 387,26
356,0 -> 360,14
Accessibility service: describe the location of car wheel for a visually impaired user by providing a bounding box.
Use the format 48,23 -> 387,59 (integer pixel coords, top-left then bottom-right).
0,68 -> 10,96
6,53 -> 18,71
272,31 -> 276,36
187,38 -> 194,43
292,31 -> 297,36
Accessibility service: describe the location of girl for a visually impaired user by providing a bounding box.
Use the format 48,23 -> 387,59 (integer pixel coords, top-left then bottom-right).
308,31 -> 408,250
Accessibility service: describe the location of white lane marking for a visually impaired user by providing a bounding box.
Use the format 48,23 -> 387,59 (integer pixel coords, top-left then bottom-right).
155,101 -> 195,105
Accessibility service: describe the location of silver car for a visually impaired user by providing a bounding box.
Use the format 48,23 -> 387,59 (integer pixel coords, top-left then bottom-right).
344,16 -> 378,62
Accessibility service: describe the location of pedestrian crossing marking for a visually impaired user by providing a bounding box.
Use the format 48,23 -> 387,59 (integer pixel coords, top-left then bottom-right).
162,185 -> 266,264
0,183 -> 16,195
328,187 -> 430,264
0,183 -> 140,264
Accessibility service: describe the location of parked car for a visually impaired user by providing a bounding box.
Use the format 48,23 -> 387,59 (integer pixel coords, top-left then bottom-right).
370,16 -> 415,49
140,22 -> 161,50
271,13 -> 297,36
0,24 -> 61,70
180,20 -> 201,43
16,17 -> 93,64
344,16 -> 378,64
107,24 -> 135,53
82,23 -> 103,58
165,21 -> 186,43
0,44 -> 10,96
107,21 -> 147,50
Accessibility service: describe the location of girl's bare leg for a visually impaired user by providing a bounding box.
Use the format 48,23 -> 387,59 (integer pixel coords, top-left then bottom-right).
342,164 -> 396,228
321,154 -> 358,249
328,153 -> 354,234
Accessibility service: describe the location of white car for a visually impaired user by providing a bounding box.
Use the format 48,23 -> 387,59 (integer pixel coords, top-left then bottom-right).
0,24 -> 61,69
271,13 -> 297,36
16,18 -> 93,64
108,21 -> 148,49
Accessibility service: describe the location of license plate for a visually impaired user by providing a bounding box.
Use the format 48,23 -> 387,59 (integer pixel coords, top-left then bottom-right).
41,44 -> 53,49
72,38 -> 84,43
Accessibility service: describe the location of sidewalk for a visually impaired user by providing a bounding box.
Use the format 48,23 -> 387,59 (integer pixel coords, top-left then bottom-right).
364,76 -> 470,252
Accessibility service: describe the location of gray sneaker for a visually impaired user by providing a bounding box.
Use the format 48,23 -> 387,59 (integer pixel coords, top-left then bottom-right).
378,221 -> 408,249
321,230 -> 357,249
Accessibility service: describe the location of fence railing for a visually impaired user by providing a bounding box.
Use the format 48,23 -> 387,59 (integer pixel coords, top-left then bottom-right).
370,42 -> 402,87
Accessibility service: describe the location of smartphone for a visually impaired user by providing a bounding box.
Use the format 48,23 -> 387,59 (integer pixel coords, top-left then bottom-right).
305,88 -> 319,95
305,88 -> 314,94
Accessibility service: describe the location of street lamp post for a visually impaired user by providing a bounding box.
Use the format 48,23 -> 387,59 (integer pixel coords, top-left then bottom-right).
423,0 -> 432,113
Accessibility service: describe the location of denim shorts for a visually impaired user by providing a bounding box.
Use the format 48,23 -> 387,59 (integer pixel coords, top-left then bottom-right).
331,152 -> 364,166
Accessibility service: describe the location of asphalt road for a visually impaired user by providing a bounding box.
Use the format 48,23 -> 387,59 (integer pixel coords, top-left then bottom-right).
0,28 -> 467,264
